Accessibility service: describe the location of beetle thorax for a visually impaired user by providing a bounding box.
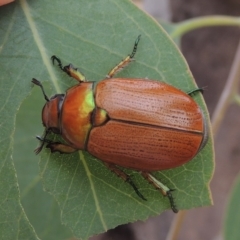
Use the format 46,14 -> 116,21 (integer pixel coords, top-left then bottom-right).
42,94 -> 64,134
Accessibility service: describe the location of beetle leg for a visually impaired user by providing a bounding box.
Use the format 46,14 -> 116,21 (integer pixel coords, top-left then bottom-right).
51,55 -> 86,82
141,172 -> 178,213
35,136 -> 78,154
107,35 -> 141,78
104,163 -> 146,200
46,142 -> 78,154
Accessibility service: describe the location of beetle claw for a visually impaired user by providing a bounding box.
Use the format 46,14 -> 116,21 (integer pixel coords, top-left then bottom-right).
166,190 -> 178,213
51,55 -> 64,70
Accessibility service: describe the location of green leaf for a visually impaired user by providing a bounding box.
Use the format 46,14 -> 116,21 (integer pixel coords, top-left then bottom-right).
1,0 -> 214,239
159,16 -> 240,42
224,173 -> 240,240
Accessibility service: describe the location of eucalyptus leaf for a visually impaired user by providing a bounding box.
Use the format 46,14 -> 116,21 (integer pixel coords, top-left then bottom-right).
0,0 -> 214,239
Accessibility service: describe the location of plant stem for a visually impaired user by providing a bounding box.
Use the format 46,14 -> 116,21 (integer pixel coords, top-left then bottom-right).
211,40 -> 240,135
234,95 -> 240,106
170,16 -> 240,39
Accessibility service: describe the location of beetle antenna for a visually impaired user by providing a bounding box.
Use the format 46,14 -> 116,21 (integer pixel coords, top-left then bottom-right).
34,129 -> 50,154
51,55 -> 64,71
32,78 -> 50,102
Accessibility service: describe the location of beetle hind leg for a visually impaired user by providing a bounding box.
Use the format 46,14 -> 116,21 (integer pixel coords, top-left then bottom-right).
104,163 -> 146,200
107,35 -> 141,78
141,172 -> 178,213
51,55 -> 86,82
187,87 -> 205,96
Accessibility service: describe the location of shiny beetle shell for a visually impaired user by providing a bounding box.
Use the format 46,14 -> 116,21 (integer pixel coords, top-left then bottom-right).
56,78 -> 207,171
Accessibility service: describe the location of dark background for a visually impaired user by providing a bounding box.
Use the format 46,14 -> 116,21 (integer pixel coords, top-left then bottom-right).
91,0 -> 240,239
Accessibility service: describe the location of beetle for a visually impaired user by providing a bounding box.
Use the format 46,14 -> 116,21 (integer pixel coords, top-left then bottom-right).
32,35 -> 208,213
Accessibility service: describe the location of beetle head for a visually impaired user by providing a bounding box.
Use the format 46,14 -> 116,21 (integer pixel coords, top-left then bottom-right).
42,94 -> 64,134
32,78 -> 65,154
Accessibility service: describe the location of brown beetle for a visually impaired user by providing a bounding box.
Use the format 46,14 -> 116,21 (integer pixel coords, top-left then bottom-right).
32,36 -> 208,213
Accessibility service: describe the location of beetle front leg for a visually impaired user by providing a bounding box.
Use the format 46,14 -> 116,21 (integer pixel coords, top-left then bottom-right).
141,172 -> 178,213
35,136 -> 78,154
107,35 -> 141,78
51,55 -> 86,82
104,163 -> 146,200
46,142 -> 78,154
